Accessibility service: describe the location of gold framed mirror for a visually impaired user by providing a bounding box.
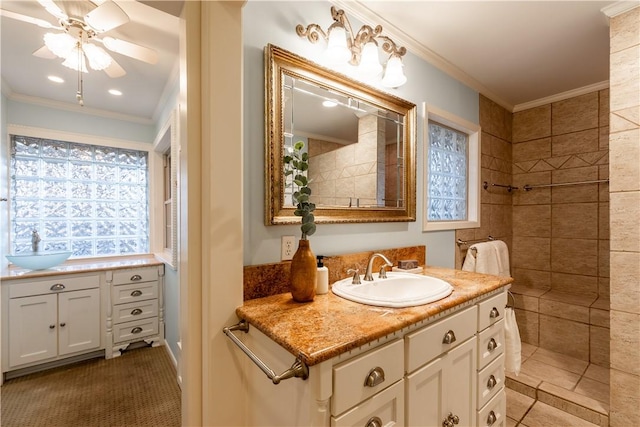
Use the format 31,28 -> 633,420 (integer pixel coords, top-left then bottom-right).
265,44 -> 417,225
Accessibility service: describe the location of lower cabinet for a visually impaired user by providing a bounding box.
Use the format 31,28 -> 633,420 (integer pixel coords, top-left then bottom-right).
3,274 -> 101,372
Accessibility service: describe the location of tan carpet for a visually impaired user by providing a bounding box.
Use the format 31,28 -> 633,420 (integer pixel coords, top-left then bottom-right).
1,346 -> 181,427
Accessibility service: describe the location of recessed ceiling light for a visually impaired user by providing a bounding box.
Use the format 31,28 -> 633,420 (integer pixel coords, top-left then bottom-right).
47,75 -> 64,83
108,89 -> 122,96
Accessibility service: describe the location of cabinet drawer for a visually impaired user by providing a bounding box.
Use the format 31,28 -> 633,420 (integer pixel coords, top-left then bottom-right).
112,299 -> 158,324
477,388 -> 506,427
478,320 -> 504,370
9,274 -> 100,299
113,318 -> 158,343
331,379 -> 404,427
112,281 -> 158,305
332,339 -> 404,416
112,267 -> 158,285
478,292 -> 507,332
405,306 -> 477,373
477,353 -> 505,409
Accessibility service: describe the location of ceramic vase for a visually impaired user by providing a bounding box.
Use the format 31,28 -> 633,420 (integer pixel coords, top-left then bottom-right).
290,239 -> 317,302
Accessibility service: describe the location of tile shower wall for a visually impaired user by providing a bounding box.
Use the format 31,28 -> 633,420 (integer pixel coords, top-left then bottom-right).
455,95 -> 513,268
608,6 -> 640,426
511,90 -> 610,365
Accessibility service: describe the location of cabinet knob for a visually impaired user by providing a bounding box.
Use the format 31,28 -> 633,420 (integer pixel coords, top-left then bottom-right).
487,338 -> 498,352
131,327 -> 143,334
364,367 -> 385,387
487,410 -> 497,426
50,283 -> 65,291
131,308 -> 143,316
60,322 -> 66,327
489,307 -> 500,319
487,374 -> 497,390
49,324 -> 56,329
131,290 -> 143,297
442,412 -> 459,427
364,416 -> 382,427
130,274 -> 143,281
442,330 -> 457,345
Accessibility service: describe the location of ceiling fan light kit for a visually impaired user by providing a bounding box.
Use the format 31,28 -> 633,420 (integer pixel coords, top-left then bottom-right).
2,0 -> 159,106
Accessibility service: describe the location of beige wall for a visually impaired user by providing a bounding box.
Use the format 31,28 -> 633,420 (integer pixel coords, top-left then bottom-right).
608,6 -> 640,426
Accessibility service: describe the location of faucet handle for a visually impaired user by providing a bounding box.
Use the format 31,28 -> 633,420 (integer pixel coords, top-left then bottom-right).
347,268 -> 361,285
379,265 -> 389,279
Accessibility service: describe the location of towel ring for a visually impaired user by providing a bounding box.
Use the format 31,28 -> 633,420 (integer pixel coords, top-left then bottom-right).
506,290 -> 515,308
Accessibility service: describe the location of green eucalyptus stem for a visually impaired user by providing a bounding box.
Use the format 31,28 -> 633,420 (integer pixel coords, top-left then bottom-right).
283,141 -> 316,239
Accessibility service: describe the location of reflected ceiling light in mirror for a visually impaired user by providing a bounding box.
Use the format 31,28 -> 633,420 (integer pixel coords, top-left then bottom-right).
108,89 -> 122,96
296,6 -> 407,88
322,99 -> 338,107
47,75 -> 64,83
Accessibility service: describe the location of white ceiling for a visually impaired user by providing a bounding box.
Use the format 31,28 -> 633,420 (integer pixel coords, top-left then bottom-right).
0,1 -> 633,122
0,1 -> 180,123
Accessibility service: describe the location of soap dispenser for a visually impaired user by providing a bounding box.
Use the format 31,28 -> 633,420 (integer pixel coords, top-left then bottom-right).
316,255 -> 329,295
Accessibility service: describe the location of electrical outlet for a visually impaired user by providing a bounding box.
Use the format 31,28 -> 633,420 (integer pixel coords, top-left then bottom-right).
281,235 -> 296,261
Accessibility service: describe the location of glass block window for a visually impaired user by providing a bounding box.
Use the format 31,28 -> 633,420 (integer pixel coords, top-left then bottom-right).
10,135 -> 149,257
427,121 -> 468,221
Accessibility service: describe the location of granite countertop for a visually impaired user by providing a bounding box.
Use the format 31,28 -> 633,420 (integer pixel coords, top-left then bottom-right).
236,266 -> 513,366
1,254 -> 164,281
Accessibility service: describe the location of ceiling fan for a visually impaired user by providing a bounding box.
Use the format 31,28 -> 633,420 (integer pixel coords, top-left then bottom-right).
1,0 -> 158,104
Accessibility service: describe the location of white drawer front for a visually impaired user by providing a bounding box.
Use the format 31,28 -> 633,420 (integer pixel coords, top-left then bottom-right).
9,274 -> 100,298
112,267 -> 158,285
112,299 -> 158,324
331,379 -> 404,427
477,353 -> 505,409
332,339 -> 404,416
405,306 -> 477,373
112,281 -> 158,305
477,388 -> 506,427
113,318 -> 158,343
478,292 -> 507,332
478,320 -> 504,370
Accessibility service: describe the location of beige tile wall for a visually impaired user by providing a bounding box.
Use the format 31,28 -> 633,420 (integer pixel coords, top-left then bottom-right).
510,89 -> 610,364
608,6 -> 640,426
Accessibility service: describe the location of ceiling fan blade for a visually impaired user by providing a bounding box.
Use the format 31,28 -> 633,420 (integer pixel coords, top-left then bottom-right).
104,59 -> 126,78
0,9 -> 59,29
101,36 -> 158,64
37,0 -> 68,21
33,45 -> 57,59
84,1 -> 129,33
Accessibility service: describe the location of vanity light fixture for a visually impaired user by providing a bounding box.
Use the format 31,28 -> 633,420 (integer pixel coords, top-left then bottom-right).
296,6 -> 407,88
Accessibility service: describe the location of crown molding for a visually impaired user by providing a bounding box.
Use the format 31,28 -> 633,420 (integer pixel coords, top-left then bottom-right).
7,92 -> 154,125
512,81 -> 610,112
601,1 -> 640,18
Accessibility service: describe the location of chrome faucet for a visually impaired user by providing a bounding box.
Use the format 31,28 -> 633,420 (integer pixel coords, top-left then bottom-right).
363,253 -> 393,281
32,229 -> 41,252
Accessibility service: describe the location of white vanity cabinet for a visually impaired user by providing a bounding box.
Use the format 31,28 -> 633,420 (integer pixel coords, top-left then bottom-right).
2,274 -> 102,372
241,289 -> 508,427
106,265 -> 164,358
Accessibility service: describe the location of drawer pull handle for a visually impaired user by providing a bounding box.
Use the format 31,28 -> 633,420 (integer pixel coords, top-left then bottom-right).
487,410 -> 497,426
131,327 -> 143,334
131,308 -> 143,316
442,330 -> 457,344
49,324 -> 55,329
60,322 -> 66,327
364,367 -> 385,387
50,283 -> 65,291
131,290 -> 143,297
442,412 -> 460,427
365,416 -> 382,427
487,375 -> 497,390
487,338 -> 498,352
490,307 -> 500,318
130,274 -> 142,281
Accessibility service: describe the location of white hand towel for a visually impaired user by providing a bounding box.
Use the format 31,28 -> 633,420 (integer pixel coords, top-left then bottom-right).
461,247 -> 477,272
504,306 -> 521,375
462,241 -> 501,275
490,240 -> 511,277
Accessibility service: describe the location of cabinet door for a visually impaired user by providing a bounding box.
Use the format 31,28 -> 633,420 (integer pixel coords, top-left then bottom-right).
406,338 -> 476,427
9,294 -> 58,368
58,288 -> 101,356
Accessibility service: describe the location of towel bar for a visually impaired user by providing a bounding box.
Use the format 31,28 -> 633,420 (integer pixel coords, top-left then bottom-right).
457,236 -> 494,254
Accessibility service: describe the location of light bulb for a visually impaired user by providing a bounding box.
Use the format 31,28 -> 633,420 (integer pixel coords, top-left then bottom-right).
358,41 -> 382,80
43,32 -> 76,59
325,25 -> 351,66
83,43 -> 112,71
381,55 -> 407,88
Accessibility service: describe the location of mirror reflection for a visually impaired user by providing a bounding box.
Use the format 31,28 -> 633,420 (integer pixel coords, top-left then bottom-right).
266,44 -> 417,225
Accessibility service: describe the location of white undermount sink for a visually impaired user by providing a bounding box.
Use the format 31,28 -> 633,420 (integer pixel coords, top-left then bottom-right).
5,251 -> 72,270
332,271 -> 453,308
